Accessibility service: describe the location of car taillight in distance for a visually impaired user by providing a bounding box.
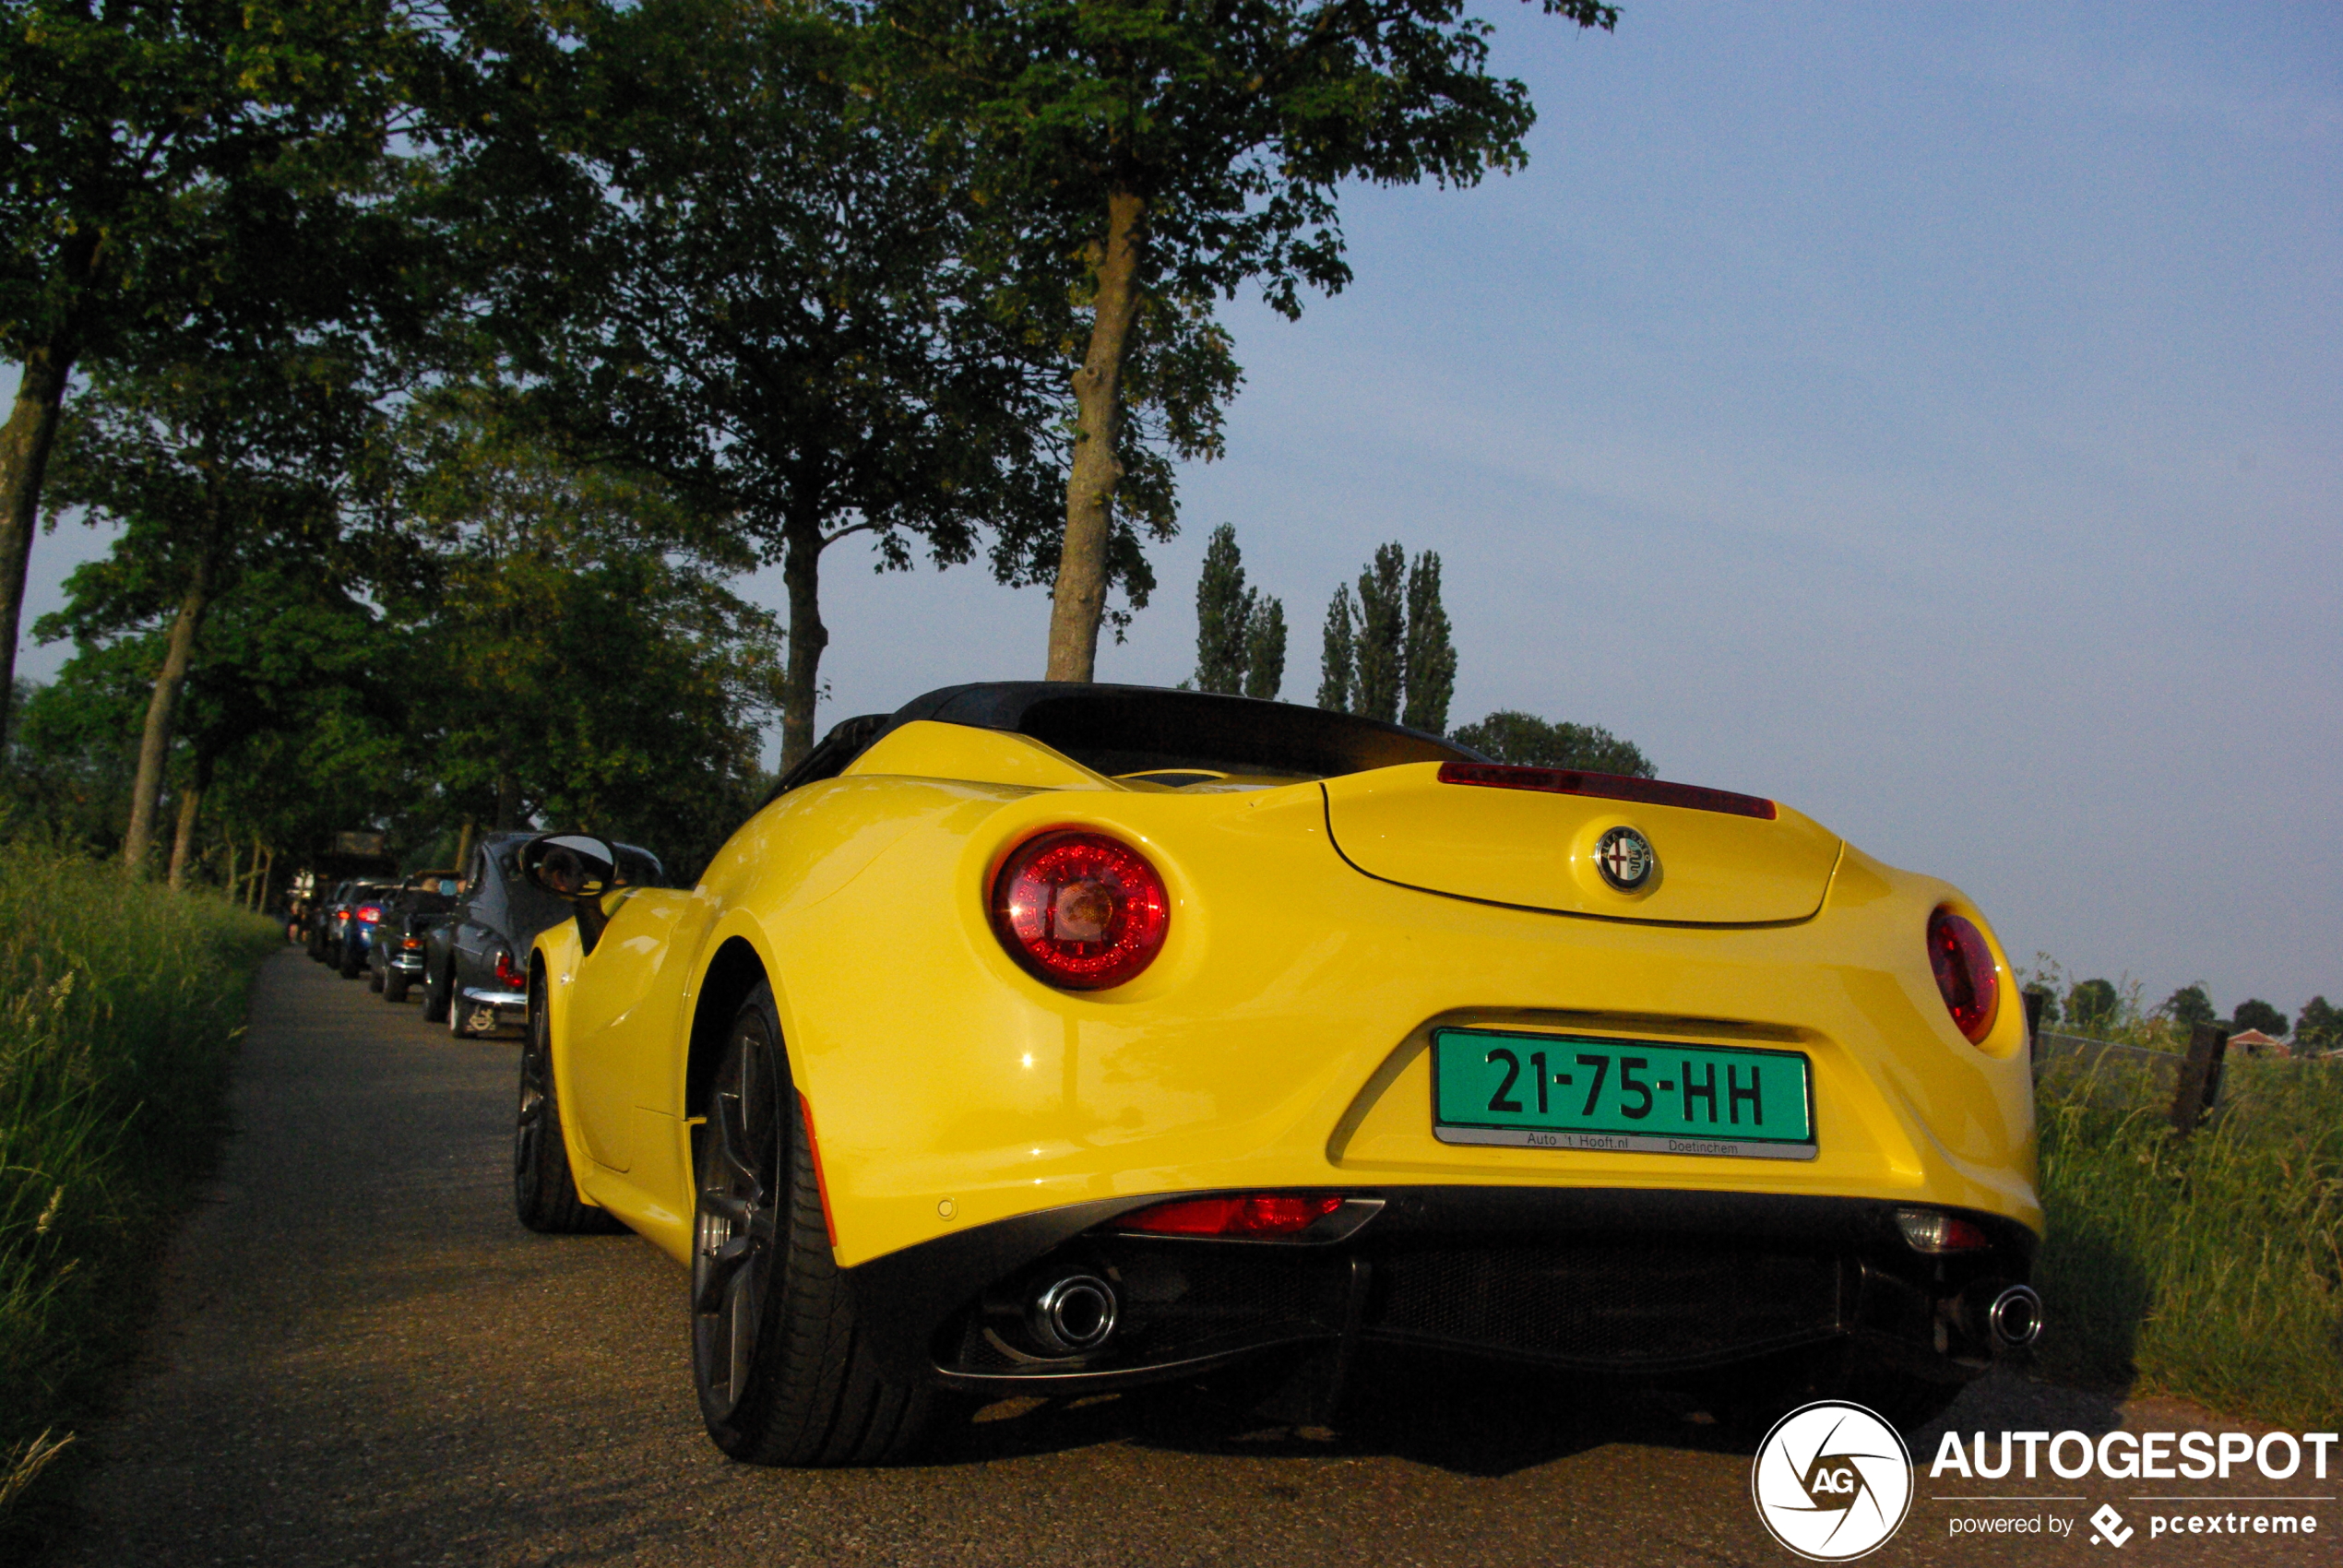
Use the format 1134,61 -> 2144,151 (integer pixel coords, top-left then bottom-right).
1117,1193 -> 1343,1238
1927,907 -> 1999,1044
990,830 -> 1170,991
494,949 -> 527,989
357,905 -> 382,923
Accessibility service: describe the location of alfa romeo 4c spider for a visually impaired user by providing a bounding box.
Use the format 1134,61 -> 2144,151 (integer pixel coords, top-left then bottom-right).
513,683 -> 2041,1465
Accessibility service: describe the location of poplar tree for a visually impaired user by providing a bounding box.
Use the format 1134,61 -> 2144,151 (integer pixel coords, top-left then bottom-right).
1193,523 -> 1249,695
1402,550 -> 1456,734
1316,587 -> 1354,712
1243,598 -> 1287,701
1352,543 -> 1407,723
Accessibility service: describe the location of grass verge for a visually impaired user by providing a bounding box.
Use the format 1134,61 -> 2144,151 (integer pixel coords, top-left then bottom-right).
0,844 -> 280,1550
2032,1055 -> 2343,1429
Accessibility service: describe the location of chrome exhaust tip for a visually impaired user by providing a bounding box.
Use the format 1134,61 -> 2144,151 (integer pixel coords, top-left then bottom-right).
1987,1283 -> 2043,1348
1028,1273 -> 1118,1354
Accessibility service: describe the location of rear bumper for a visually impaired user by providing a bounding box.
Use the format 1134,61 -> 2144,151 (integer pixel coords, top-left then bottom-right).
456,986 -> 527,1019
842,1186 -> 2036,1396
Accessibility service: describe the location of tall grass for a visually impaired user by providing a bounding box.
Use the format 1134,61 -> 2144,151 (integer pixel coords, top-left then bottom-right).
0,844 -> 280,1548
2032,1055 -> 2343,1429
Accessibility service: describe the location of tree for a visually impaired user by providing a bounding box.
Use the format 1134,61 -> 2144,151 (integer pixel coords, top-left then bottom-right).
2066,978 -> 2121,1034
1193,524 -> 1249,695
873,0 -> 1620,683
1191,522 -> 1286,698
1316,587 -> 1354,712
380,388 -> 781,876
2296,996 -> 2339,1051
0,0 -> 416,741
2231,998 -> 2289,1038
1243,596 -> 1286,701
2160,984 -> 2217,1031
1402,551 -> 1456,734
37,348 -> 372,873
1448,710 -> 1653,777
446,0 -> 1107,767
1318,541 -> 1453,728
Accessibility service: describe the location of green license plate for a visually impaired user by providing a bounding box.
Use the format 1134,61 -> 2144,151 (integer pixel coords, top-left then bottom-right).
1432,1028 -> 1816,1160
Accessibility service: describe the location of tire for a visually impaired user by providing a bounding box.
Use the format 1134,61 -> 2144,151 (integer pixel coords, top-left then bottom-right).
513,974 -> 621,1234
449,985 -> 477,1039
384,969 -> 410,1004
421,959 -> 452,1024
339,935 -> 363,980
367,960 -> 385,992
690,983 -> 931,1466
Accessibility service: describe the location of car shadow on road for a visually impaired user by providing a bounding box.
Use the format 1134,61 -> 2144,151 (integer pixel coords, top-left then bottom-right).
921,1354 -> 2136,1480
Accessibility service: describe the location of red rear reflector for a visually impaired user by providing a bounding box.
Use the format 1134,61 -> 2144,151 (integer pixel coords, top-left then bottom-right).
991,830 -> 1171,991
1116,1193 -> 1343,1237
494,950 -> 527,989
1926,908 -> 2000,1044
1437,762 -> 1777,820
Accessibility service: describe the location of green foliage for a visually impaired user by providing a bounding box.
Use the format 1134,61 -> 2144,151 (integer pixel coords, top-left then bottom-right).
2067,977 -> 2122,1034
1351,544 -> 1406,723
2299,996 -> 2339,1051
1315,586 -> 1354,713
1191,523 -> 1285,699
381,389 -> 780,879
1449,709 -> 1654,778
2032,1058 -> 2343,1429
1242,596 -> 1287,702
1402,552 -> 1456,735
2231,998 -> 2289,1039
0,845 -> 280,1546
2161,983 -> 2216,1031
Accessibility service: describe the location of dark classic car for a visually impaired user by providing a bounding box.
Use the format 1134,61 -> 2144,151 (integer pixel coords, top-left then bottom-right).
422,834 -> 663,1039
367,875 -> 462,1002
312,880 -> 396,975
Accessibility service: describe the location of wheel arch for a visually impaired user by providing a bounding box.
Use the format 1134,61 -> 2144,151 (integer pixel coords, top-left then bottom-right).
688,935 -> 774,1122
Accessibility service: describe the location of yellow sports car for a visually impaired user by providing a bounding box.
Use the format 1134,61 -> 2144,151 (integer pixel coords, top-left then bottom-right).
514,682 -> 2041,1465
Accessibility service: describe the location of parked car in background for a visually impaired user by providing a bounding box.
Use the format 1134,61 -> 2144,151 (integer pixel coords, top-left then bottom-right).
368,873 -> 462,1002
423,835 -> 664,1039
334,883 -> 402,980
314,880 -> 395,973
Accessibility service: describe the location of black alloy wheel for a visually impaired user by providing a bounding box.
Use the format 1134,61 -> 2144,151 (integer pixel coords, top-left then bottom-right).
512,972 -> 618,1234
384,968 -> 410,1004
689,982 -> 930,1466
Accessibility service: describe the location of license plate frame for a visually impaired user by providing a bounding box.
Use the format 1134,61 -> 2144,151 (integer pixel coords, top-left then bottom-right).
1431,1027 -> 1817,1160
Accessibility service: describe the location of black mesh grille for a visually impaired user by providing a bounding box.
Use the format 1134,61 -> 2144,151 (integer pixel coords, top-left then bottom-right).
1367,1239 -> 1842,1369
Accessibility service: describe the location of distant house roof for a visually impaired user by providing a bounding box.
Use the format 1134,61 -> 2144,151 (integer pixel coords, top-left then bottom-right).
2230,1028 -> 2289,1055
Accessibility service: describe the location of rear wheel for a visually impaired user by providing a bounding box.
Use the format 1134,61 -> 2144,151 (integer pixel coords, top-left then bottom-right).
421,958 -> 452,1023
513,974 -> 620,1234
690,983 -> 930,1466
384,969 -> 410,1004
366,958 -> 385,992
449,988 -> 478,1039
339,936 -> 363,980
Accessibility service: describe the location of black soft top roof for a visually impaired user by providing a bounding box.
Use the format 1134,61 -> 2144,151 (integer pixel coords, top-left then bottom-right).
770,682 -> 1481,800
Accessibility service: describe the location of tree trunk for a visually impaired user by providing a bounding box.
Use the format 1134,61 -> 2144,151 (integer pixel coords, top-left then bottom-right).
167,749 -> 218,891
123,554 -> 218,875
779,513 -> 828,771
254,843 -> 274,912
0,339 -> 76,742
454,817 -> 476,876
1044,187 -> 1148,683
494,766 -> 520,832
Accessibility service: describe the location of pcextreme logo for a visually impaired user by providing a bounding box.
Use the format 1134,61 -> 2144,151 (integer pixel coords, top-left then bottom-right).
1751,1401 -> 1916,1561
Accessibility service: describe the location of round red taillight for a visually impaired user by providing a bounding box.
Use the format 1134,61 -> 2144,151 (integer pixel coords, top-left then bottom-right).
990,830 -> 1170,992
1927,908 -> 2000,1044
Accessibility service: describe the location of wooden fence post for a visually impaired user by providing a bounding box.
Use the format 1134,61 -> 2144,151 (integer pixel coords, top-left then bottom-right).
2169,1023 -> 2230,1136
2023,989 -> 2048,1080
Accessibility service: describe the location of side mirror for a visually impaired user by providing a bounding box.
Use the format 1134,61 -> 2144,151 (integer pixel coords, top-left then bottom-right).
520,834 -> 623,952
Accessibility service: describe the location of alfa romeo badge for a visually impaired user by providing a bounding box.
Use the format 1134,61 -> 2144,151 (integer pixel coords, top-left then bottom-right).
1595,826 -> 1655,891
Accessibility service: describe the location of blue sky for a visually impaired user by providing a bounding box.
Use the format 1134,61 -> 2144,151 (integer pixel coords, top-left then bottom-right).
17,3 -> 2338,1013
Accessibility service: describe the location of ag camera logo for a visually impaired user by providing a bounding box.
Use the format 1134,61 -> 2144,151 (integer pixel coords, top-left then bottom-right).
1752,1401 -> 1915,1561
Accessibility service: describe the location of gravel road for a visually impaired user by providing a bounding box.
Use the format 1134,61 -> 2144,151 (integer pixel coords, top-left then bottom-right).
44,951 -> 2333,1567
